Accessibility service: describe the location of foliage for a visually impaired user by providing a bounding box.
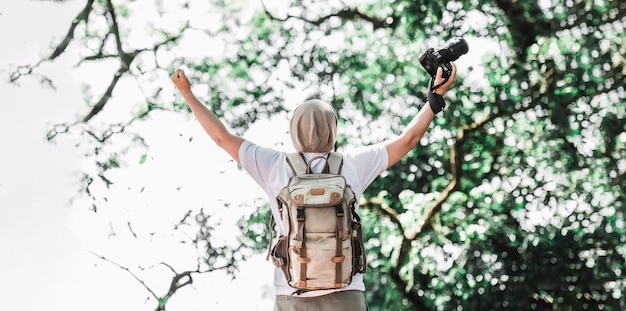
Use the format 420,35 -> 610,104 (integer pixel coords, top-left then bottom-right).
8,0 -> 626,310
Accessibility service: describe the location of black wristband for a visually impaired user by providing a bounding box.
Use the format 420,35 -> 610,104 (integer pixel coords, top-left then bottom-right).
427,83 -> 446,114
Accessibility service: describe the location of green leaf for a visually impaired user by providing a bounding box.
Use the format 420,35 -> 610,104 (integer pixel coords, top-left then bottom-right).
139,154 -> 147,164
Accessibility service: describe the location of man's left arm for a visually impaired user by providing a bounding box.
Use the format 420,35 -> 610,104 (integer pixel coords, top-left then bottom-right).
384,62 -> 457,168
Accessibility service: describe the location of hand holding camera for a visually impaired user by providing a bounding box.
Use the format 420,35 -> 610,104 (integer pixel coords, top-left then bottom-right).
419,37 -> 467,113
419,37 -> 469,85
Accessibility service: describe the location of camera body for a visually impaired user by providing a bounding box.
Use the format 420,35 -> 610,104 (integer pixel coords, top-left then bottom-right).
419,37 -> 469,80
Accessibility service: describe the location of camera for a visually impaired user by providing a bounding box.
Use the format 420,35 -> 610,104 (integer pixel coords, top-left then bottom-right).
419,37 -> 469,80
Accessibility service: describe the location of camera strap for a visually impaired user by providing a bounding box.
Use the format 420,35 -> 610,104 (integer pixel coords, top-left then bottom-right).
431,76 -> 448,90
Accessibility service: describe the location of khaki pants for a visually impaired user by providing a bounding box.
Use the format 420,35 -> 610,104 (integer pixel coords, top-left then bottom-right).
275,290 -> 368,311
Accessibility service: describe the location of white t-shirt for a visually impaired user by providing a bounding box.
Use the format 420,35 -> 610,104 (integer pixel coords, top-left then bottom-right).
238,140 -> 389,297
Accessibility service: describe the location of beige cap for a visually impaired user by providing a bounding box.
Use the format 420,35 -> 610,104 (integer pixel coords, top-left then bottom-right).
289,99 -> 338,153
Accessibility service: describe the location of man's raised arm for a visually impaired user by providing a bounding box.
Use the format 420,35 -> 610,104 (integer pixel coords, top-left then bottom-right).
171,69 -> 244,163
384,62 -> 457,168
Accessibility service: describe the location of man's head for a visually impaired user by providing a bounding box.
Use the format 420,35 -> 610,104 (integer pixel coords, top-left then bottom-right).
289,99 -> 337,153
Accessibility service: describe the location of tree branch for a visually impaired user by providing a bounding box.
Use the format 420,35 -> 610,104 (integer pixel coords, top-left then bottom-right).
90,251 -> 159,299
48,0 -> 96,61
360,195 -> 405,237
91,250 -> 234,311
8,0 -> 95,84
261,1 -> 397,30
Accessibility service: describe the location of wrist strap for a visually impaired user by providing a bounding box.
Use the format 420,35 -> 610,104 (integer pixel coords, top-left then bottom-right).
427,80 -> 446,114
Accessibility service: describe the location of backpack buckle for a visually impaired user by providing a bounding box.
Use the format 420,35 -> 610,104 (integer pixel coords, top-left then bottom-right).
335,204 -> 344,217
297,207 -> 305,221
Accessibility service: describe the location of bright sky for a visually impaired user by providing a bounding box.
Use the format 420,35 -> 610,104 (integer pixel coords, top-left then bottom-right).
0,1 -> 277,310
0,1 -> 497,310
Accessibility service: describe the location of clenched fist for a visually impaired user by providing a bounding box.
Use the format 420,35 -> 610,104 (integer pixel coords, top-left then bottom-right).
171,69 -> 191,91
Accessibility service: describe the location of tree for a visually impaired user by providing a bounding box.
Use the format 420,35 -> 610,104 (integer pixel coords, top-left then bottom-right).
8,0 -> 625,310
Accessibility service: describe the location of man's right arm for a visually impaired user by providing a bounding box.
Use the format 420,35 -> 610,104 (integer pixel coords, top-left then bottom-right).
171,69 -> 244,163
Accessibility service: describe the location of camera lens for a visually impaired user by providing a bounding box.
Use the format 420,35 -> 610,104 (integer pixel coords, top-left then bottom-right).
441,37 -> 469,62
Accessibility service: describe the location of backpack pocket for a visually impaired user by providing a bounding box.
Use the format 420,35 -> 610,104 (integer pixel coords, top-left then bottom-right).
271,235 -> 291,282
288,233 -> 353,289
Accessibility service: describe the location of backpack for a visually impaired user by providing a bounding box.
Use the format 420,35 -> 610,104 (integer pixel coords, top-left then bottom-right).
267,152 -> 367,291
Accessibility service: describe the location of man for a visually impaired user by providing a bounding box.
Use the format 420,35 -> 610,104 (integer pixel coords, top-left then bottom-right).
171,63 -> 457,310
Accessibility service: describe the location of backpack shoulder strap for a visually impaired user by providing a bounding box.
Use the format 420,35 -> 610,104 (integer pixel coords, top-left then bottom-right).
286,152 -> 308,175
327,152 -> 343,174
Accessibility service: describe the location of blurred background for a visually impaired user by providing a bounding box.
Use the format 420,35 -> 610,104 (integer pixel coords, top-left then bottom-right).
0,0 -> 624,310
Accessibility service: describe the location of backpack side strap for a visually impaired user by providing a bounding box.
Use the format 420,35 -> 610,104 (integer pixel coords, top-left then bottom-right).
266,214 -> 275,261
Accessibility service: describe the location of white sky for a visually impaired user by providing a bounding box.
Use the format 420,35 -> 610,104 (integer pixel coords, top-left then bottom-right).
0,1 -> 497,310
0,1 -> 278,310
